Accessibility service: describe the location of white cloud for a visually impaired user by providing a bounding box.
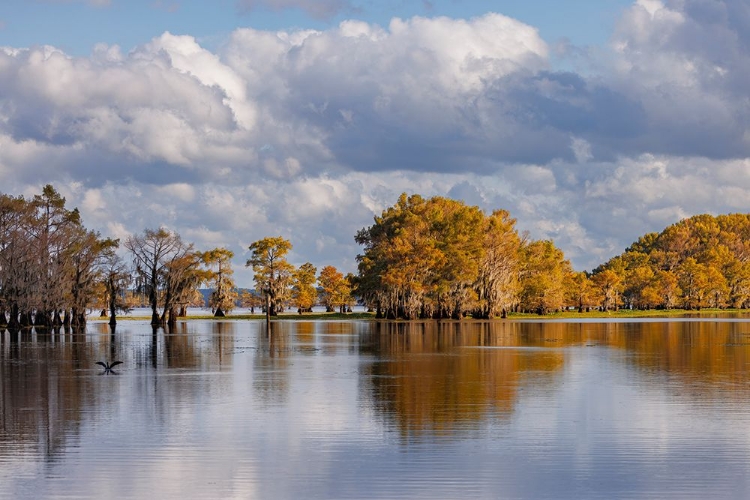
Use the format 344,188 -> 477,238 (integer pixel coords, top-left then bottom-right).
156,183 -> 195,202
571,137 -> 593,163
0,12 -> 547,183
146,32 -> 257,130
82,188 -> 106,212
1,4 -> 749,279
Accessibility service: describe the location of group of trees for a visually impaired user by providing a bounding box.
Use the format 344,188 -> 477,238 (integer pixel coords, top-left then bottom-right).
3,186 -> 749,328
355,193 -> 571,319
356,195 -> 750,318
0,185 -> 357,330
0,186 -> 123,329
587,214 -> 750,311
0,186 -> 241,329
245,236 -> 355,316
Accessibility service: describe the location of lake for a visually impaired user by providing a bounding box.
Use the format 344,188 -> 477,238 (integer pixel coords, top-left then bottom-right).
3,318 -> 750,499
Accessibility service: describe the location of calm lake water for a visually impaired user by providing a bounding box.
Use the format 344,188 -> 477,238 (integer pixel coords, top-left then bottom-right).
3,318 -> 750,499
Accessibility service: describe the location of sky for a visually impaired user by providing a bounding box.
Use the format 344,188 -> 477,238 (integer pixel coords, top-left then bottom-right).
0,0 -> 748,287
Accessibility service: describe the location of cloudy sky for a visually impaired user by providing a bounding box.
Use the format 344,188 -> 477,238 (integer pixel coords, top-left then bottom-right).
0,0 -> 748,286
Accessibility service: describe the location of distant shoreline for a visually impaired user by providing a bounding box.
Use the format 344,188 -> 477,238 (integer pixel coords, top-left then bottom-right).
96,308 -> 750,322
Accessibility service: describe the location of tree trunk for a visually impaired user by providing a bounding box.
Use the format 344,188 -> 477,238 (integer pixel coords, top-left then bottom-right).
53,310 -> 62,327
70,307 -> 80,328
149,282 -> 160,325
20,311 -> 32,328
109,295 -> 117,326
8,304 -> 19,331
167,307 -> 177,326
265,291 -> 271,326
35,310 -> 50,329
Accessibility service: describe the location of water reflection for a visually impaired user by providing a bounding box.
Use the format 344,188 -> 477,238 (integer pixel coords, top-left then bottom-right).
253,322 -> 290,405
361,321 -> 565,440
0,326 -> 100,464
3,319 -> 750,499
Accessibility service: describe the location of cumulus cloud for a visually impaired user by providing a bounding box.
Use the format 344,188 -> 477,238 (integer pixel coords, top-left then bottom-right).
0,13 -> 553,187
0,3 -> 749,280
607,0 -> 750,158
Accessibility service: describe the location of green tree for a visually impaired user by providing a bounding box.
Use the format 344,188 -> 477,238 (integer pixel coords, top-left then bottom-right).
428,197 -> 485,319
200,248 -> 237,316
518,240 -> 572,314
30,185 -> 86,327
591,269 -> 624,311
473,210 -> 520,318
318,265 -> 353,313
246,237 -> 294,316
318,265 -> 342,312
623,257 -> 655,309
161,247 -> 206,324
67,230 -> 118,327
677,257 -> 708,309
239,289 -> 264,313
567,271 -> 596,313
292,262 -> 318,312
356,194 -> 442,319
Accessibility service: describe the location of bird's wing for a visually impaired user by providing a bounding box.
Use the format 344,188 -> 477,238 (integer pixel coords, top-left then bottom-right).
110,361 -> 123,368
96,361 -> 107,368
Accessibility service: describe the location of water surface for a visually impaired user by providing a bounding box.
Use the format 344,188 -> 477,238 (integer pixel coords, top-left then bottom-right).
2,319 -> 750,499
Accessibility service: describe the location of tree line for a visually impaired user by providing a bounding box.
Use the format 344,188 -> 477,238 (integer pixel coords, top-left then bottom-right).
2,186 -> 749,328
588,213 -> 750,311
356,194 -> 750,317
0,185 -> 356,329
355,193 -> 563,319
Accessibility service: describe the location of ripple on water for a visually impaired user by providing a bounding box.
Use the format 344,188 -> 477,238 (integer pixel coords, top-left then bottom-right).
3,320 -> 750,499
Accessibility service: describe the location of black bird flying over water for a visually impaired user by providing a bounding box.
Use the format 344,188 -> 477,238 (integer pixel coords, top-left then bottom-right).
96,361 -> 123,373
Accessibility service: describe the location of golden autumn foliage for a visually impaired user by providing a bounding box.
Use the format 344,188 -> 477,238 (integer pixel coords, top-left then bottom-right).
355,193 -> 570,318
0,185 -> 117,328
355,198 -> 750,316
200,247 -> 238,316
246,236 -> 295,316
292,262 -> 318,312
317,265 -> 354,313
3,187 -> 750,324
593,213 -> 750,310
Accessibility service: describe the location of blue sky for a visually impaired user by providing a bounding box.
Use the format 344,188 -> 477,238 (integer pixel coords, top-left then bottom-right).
0,0 -> 748,286
0,0 -> 630,54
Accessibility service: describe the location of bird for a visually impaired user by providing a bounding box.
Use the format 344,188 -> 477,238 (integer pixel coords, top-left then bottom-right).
96,361 -> 123,373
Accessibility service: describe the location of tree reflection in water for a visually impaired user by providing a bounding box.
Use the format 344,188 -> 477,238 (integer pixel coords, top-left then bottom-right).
3,319 -> 750,499
360,321 -> 565,440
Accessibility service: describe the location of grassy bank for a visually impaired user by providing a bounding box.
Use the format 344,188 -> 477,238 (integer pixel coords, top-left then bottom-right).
105,308 -> 750,322
508,308 -> 750,319
108,312 -> 376,321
